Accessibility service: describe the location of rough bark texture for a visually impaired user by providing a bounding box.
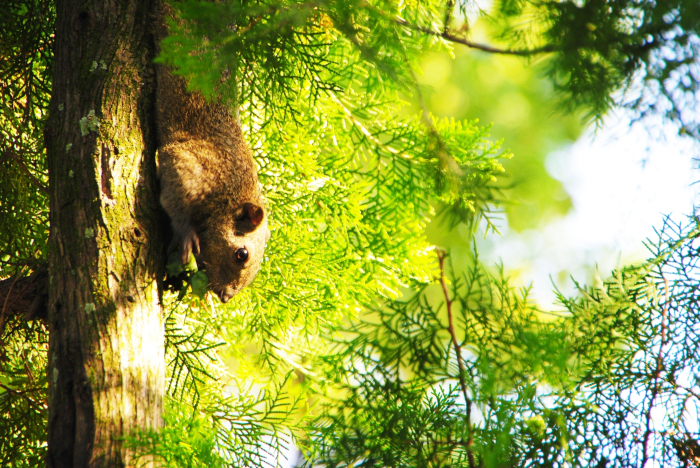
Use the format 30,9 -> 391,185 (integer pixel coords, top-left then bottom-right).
44,1 -> 165,466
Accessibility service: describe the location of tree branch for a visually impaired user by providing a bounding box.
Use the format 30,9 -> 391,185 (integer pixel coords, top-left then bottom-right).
0,265 -> 48,334
0,150 -> 49,195
395,17 -> 556,56
437,249 -> 475,468
641,276 -> 671,468
0,382 -> 44,403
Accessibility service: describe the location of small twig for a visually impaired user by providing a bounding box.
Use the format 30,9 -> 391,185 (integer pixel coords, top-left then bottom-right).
0,150 -> 49,195
443,0 -> 456,35
0,271 -> 24,335
328,92 -> 411,160
669,382 -> 700,402
395,17 -> 556,56
0,382 -> 42,403
641,276 -> 671,468
437,249 -> 475,468
356,1 -> 551,56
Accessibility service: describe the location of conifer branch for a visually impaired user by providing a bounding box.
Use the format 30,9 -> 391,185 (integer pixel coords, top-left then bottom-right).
357,0 -> 555,56
328,93 -> 411,160
641,276 -> 671,468
394,17 -> 556,56
0,265 -> 48,331
0,383 -> 43,403
0,150 -> 49,195
437,249 -> 475,468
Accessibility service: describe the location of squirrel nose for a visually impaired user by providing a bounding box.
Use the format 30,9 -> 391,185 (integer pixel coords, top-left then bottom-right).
220,292 -> 233,303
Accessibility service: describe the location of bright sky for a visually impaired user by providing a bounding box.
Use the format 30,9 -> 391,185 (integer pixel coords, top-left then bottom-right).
480,115 -> 699,309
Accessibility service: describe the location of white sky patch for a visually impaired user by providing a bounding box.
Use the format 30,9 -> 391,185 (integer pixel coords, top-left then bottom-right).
481,115 -> 699,309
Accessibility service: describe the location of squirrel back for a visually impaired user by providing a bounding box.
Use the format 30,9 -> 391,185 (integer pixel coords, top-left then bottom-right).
154,2 -> 269,302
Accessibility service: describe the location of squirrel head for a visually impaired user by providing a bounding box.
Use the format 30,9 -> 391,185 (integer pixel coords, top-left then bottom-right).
198,202 -> 270,303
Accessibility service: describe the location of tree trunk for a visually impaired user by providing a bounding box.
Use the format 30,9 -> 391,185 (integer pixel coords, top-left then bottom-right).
44,0 -> 165,466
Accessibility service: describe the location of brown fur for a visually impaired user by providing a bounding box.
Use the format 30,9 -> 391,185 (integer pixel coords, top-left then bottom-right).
154,3 -> 269,303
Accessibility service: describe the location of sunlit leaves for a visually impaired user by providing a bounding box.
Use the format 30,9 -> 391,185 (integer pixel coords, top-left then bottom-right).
553,218 -> 700,468
153,1 -> 511,464
3,0 -> 700,467
308,219 -> 700,468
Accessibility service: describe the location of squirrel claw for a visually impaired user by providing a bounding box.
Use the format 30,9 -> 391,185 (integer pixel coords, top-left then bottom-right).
192,234 -> 200,255
180,231 -> 200,264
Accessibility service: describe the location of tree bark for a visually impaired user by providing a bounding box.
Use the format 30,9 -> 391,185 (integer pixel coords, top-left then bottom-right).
44,0 -> 165,466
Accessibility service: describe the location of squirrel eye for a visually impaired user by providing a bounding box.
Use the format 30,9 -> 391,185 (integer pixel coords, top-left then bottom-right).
235,247 -> 249,262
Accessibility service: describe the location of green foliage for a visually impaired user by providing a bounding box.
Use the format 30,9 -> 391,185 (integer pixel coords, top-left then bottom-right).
160,0 -> 508,208
166,252 -> 209,299
493,0 -> 700,136
0,0 -> 53,277
0,316 -> 48,467
144,2 -> 514,463
139,65 -> 508,464
306,219 -> 700,468
305,256 -> 574,467
161,0 -> 700,140
416,50 -> 583,231
0,2 -> 52,464
130,409 -> 225,468
128,293 -> 305,466
2,0 -> 700,468
129,385 -> 301,467
159,0 -> 426,117
553,218 -> 700,468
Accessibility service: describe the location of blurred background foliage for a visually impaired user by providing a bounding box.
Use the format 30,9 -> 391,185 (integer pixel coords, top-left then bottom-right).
415,47 -> 584,233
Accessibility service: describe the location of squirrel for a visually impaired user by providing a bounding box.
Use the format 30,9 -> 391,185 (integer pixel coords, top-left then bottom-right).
154,3 -> 270,303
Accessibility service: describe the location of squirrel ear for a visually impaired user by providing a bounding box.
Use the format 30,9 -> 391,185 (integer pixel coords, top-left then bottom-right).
243,203 -> 265,227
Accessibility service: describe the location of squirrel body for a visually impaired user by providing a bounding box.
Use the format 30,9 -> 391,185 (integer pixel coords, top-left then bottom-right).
155,4 -> 269,302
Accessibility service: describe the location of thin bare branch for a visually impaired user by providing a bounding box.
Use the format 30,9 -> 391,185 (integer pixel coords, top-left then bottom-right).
0,265 -> 48,331
437,249 -> 475,468
641,276 -> 671,468
0,382 -> 43,403
395,17 -> 556,56
1,150 -> 49,195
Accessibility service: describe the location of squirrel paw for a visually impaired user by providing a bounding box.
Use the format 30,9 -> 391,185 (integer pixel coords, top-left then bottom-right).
180,231 -> 201,264
168,228 -> 201,265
